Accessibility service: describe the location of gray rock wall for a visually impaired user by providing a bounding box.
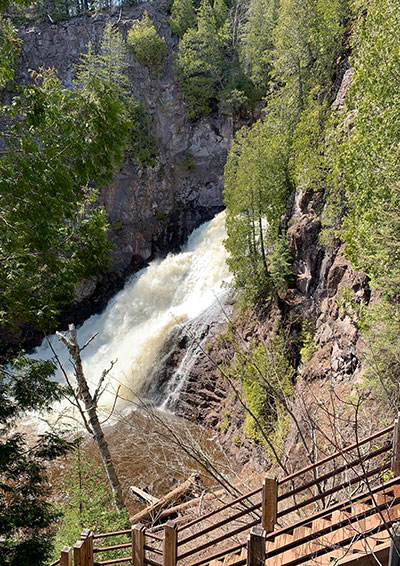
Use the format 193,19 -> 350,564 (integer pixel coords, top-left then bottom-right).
16,0 -> 231,281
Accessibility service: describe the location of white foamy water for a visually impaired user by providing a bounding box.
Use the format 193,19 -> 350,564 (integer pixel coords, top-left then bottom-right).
33,211 -> 231,409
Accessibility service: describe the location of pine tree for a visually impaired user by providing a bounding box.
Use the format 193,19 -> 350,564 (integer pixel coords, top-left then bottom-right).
174,0 -> 224,118
0,357 -> 76,566
170,0 -> 197,38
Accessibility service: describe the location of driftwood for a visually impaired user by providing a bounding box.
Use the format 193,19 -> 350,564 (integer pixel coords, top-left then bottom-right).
158,487 -> 226,521
129,485 -> 160,505
130,474 -> 198,524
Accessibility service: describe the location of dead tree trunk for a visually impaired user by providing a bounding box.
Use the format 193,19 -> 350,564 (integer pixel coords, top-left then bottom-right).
57,324 -> 125,511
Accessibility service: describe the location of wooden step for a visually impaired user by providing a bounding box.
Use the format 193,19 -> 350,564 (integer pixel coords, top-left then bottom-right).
223,550 -> 241,566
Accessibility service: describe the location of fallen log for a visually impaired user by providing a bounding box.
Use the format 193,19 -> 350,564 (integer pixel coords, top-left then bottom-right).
130,474 -> 198,524
158,487 -> 227,521
129,485 -> 160,506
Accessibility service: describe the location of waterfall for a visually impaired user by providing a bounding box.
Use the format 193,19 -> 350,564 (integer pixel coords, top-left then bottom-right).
33,211 -> 231,411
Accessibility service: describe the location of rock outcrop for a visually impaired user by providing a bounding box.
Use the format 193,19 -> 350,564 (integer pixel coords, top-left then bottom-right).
15,1 -> 232,322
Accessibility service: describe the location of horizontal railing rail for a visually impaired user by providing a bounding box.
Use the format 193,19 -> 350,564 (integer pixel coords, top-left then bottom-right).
55,419 -> 399,566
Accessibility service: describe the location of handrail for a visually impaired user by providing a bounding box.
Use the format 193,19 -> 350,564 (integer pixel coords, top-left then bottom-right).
185,542 -> 245,566
93,529 -> 131,540
62,423 -> 395,566
177,424 -> 393,535
266,496 -> 400,560
178,487 -> 262,532
278,424 -> 394,487
278,442 -> 391,503
277,461 -> 391,520
268,476 -> 400,546
277,513 -> 399,566
144,545 -> 163,555
178,518 -> 259,561
178,501 -> 261,546
174,430 -> 392,561
94,558 -> 132,565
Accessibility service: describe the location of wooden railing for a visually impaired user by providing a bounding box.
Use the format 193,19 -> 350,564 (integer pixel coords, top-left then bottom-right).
52,419 -> 399,566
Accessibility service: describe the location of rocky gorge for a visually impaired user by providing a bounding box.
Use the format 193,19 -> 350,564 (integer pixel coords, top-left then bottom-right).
10,1 -> 374,466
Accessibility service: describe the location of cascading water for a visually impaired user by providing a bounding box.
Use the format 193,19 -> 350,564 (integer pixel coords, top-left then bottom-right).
34,211 -> 231,412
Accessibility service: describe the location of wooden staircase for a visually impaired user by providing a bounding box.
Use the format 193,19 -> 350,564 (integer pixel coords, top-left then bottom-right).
53,419 -> 400,566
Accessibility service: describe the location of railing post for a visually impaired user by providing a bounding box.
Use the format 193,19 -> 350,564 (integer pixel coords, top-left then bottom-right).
392,415 -> 400,477
60,547 -> 73,566
261,476 -> 278,534
81,529 -> 93,566
246,526 -> 266,566
74,539 -> 86,566
389,521 -> 400,566
132,523 -> 146,566
163,521 -> 177,566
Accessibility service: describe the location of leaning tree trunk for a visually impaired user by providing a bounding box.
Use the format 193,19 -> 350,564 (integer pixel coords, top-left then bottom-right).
58,324 -> 125,511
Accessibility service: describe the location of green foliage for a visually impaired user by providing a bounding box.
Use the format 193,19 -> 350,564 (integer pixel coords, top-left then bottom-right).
220,411 -> 232,431
170,0 -> 197,37
240,0 -> 278,92
51,451 -> 129,562
129,99 -> 158,167
0,16 -> 20,90
324,0 -> 400,298
224,0 -> 348,304
0,66 -> 131,329
232,433 -> 241,446
174,0 -> 225,118
182,151 -> 195,169
224,114 -> 290,304
299,320 -> 317,363
127,11 -> 167,70
0,356 -> 76,566
269,235 -> 294,296
357,300 -> 400,411
291,87 -> 331,194
76,22 -> 129,92
228,336 -> 294,457
272,0 -> 347,110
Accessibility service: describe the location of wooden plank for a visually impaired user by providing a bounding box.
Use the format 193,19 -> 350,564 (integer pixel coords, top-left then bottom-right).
74,540 -> 86,566
131,475 -> 197,525
163,521 -> 177,566
247,527 -> 265,566
393,417 -> 400,477
262,477 -> 278,534
60,547 -> 72,566
81,529 -> 93,566
130,486 -> 160,506
132,523 -> 145,566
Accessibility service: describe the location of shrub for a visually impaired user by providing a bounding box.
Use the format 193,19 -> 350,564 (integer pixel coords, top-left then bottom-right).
127,11 -> 167,69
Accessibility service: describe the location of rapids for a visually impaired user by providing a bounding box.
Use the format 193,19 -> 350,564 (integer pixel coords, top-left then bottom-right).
33,211 -> 231,411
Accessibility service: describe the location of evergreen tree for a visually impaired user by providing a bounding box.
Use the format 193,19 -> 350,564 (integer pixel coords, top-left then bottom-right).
323,0 -> 400,297
224,114 -> 290,302
170,0 -> 197,38
272,0 -> 347,110
240,0 -> 278,92
77,22 -> 129,92
174,0 -> 225,118
127,11 -> 167,70
0,16 -> 20,89
0,24 -> 132,330
0,357 -> 76,566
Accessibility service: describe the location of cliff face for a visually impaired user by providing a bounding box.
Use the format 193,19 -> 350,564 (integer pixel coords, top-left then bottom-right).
15,1 -> 233,312
166,66 -> 372,468
14,5 -> 370,453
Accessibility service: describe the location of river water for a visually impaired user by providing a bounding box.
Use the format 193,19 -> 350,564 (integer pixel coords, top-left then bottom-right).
34,211 -> 231,412
30,211 -> 235,507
